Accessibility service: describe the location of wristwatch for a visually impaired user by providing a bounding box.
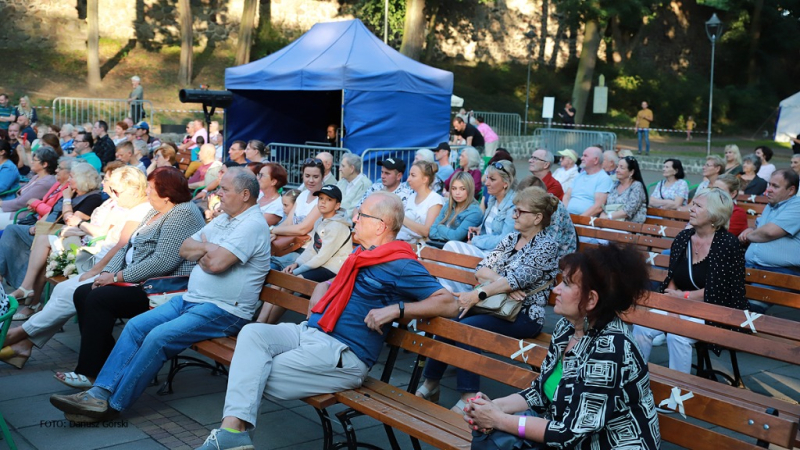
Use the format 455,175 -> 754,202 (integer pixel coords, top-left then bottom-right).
397,301 -> 405,319
477,287 -> 488,300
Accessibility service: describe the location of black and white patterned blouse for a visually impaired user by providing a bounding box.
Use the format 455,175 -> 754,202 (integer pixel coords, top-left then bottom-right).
103,201 -> 206,283
476,231 -> 559,325
521,317 -> 661,449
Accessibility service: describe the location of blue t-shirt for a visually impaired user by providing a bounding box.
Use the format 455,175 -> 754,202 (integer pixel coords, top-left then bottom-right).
78,152 -> 103,172
566,170 -> 613,215
745,196 -> 800,270
0,159 -> 20,198
437,163 -> 455,183
307,257 -> 443,367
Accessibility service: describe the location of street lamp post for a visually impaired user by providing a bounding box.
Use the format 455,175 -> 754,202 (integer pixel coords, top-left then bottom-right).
705,13 -> 723,156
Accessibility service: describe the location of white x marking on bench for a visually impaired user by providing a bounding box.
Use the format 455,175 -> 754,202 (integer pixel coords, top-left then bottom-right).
658,387 -> 694,418
588,217 -> 597,227
658,226 -> 667,237
646,252 -> 658,265
740,310 -> 763,333
510,339 -> 538,364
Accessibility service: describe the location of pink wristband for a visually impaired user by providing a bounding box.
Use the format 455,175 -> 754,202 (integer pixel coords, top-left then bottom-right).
518,416 -> 527,438
684,291 -> 690,299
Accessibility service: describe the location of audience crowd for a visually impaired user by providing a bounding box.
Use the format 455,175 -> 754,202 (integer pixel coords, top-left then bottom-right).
0,97 -> 798,450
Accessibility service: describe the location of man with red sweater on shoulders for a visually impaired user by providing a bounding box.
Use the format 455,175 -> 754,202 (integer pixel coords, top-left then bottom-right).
529,148 -> 564,200
196,191 -> 458,450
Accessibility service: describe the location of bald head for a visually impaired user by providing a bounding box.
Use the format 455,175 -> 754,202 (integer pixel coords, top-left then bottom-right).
198,143 -> 216,163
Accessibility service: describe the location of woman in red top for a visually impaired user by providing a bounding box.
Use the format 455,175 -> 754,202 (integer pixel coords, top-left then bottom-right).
714,174 -> 748,237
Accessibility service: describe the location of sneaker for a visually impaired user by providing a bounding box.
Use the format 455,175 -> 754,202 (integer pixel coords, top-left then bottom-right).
652,333 -> 666,346
196,428 -> 254,450
50,391 -> 109,419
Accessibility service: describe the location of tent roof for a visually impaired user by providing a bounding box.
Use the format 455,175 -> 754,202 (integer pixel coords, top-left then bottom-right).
780,91 -> 800,107
225,19 -> 453,95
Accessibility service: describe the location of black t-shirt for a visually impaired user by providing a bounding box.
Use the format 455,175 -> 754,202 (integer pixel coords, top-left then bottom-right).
457,123 -> 485,147
672,254 -> 708,291
558,107 -> 576,124
793,134 -> 800,154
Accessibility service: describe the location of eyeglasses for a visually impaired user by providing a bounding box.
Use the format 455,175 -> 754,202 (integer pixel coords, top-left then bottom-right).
257,172 -> 266,179
512,207 -> 540,219
492,162 -> 510,176
356,210 -> 384,224
32,158 -> 41,163
530,156 -> 547,163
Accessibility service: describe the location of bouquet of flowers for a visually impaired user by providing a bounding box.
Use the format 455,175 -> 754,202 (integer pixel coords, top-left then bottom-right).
46,243 -> 79,278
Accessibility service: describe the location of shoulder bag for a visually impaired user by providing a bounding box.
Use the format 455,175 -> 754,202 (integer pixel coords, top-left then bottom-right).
471,280 -> 553,322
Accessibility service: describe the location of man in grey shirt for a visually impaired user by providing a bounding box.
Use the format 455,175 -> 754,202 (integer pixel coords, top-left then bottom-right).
49,168 -> 271,422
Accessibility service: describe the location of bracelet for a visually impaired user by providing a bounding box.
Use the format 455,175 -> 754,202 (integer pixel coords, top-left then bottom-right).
113,273 -> 118,283
684,291 -> 690,299
398,301 -> 405,319
518,416 -> 527,438
63,199 -> 72,204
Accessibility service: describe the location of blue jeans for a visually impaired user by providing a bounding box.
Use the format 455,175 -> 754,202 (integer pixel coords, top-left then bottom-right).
422,311 -> 543,393
638,129 -> 650,154
94,296 -> 249,412
745,262 -> 800,313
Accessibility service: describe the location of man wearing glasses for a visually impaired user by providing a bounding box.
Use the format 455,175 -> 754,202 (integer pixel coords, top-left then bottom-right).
196,191 -> 458,450
73,132 -> 102,172
528,149 -> 563,200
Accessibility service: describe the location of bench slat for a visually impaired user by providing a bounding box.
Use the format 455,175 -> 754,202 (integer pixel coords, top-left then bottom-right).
621,309 -> 800,365
414,317 -> 549,370
259,286 -> 309,316
641,292 -> 800,341
649,380 -> 797,447
335,389 -> 471,450
657,415 -> 764,450
385,329 -> 537,390
419,246 -> 482,269
420,261 -> 477,286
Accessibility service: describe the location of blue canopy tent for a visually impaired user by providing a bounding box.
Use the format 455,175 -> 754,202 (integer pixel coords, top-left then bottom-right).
224,19 -> 453,156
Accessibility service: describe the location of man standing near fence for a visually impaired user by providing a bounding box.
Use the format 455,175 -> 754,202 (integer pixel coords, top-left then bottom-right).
635,101 -> 653,156
452,117 -> 485,151
127,76 -> 144,122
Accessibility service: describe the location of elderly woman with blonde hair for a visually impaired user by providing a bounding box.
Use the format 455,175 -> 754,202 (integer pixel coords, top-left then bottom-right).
633,187 -> 746,373
444,147 -> 482,199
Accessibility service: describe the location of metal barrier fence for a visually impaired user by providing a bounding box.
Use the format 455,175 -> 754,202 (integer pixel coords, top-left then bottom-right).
51,97 -> 154,127
268,143 -> 350,188
473,111 -> 521,136
532,128 -> 616,155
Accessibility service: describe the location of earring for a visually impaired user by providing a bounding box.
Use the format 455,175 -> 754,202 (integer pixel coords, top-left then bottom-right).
582,316 -> 590,334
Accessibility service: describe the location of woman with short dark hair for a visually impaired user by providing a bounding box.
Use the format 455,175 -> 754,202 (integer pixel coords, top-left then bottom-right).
463,244 -> 660,450
59,167 -> 205,387
739,154 -> 768,196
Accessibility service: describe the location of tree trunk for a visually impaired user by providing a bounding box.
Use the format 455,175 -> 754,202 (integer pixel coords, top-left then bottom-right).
538,0 -> 548,66
399,0 -> 426,60
177,0 -> 193,86
746,0 -> 764,84
421,4 -> 439,63
254,0 -> 272,52
236,0 -> 258,65
571,19 -> 605,124
547,19 -> 565,67
86,0 -> 101,89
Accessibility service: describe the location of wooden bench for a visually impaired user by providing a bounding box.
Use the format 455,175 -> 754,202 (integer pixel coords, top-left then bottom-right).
737,194 -> 770,204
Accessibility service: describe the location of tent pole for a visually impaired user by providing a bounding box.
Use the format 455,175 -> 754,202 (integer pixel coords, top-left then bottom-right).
340,90 -> 345,148
384,0 -> 388,43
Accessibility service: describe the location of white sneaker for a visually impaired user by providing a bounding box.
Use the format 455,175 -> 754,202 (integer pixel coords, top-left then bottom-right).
652,333 -> 666,346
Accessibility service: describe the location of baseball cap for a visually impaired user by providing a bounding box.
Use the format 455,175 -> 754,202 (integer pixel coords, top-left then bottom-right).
313,185 -> 342,203
377,157 -> 406,173
434,142 -> 451,152
133,121 -> 149,131
558,149 -> 578,163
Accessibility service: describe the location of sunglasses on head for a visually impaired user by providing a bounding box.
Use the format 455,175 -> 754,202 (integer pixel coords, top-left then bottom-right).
303,158 -> 323,165
492,161 -> 509,175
